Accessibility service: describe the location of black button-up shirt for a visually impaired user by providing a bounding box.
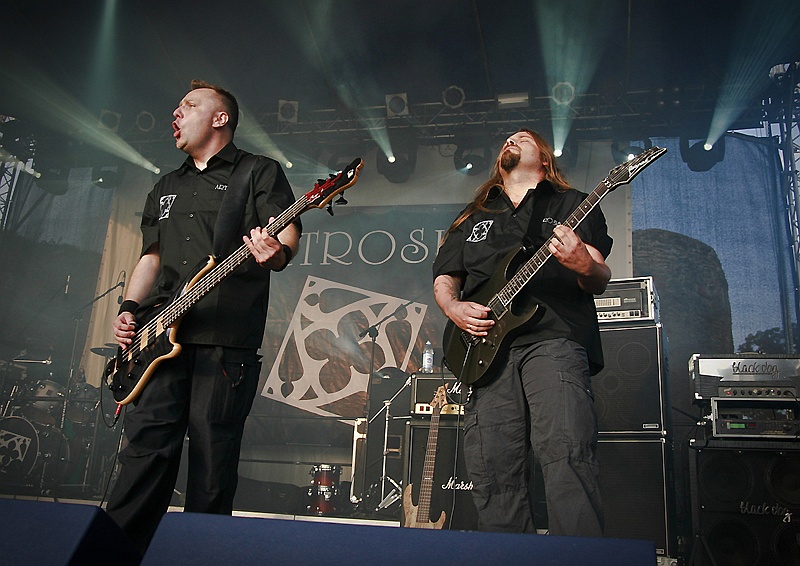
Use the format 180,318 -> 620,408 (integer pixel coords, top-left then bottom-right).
138,142 -> 300,349
433,181 -> 613,373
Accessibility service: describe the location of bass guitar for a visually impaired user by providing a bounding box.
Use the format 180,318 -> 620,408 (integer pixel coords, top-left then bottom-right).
443,146 -> 667,386
402,385 -> 448,529
105,158 -> 364,405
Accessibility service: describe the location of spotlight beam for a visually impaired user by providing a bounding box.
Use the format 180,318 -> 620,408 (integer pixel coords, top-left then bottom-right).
0,63 -> 159,175
707,0 -> 800,146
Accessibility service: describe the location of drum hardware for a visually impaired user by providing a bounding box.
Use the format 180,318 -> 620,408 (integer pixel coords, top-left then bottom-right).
368,372 -> 412,513
307,464 -> 341,516
0,416 -> 70,492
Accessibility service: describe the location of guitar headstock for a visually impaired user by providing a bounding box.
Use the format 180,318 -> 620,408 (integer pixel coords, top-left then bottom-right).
430,385 -> 448,410
606,146 -> 667,190
304,158 -> 364,209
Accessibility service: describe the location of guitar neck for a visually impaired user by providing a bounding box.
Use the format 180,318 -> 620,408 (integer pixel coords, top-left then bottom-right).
417,407 -> 442,519
490,180 -> 611,314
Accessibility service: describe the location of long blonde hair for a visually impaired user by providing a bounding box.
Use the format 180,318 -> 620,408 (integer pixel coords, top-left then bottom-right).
442,128 -> 572,241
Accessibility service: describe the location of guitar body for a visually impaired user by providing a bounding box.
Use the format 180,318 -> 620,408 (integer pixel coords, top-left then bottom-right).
443,247 -> 541,386
402,483 -> 445,529
105,256 -> 215,404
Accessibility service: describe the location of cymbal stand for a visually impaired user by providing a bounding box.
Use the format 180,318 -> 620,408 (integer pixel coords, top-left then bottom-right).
353,298 -> 413,506
370,374 -> 412,511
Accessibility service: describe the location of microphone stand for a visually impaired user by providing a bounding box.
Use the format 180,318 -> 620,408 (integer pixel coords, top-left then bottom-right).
57,278 -> 124,496
353,299 -> 413,510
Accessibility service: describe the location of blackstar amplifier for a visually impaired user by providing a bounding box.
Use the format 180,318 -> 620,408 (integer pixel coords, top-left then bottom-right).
410,373 -> 465,416
690,354 -> 800,402
594,277 -> 659,324
711,397 -> 800,439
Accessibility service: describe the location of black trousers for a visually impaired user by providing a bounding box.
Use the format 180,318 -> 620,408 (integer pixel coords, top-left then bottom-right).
463,338 -> 603,537
106,345 -> 259,554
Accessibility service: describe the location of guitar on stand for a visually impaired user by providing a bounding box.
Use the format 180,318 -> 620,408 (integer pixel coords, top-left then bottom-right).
402,385 -> 447,529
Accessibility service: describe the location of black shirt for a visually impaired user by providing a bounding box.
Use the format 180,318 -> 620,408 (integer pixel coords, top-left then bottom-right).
138,142 -> 300,349
433,181 -> 613,373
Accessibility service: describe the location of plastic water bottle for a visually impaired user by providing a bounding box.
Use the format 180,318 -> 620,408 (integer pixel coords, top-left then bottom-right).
422,341 -> 434,373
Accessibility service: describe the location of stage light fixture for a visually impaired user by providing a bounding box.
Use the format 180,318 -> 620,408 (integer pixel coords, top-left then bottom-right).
92,163 -> 124,189
453,145 -> 490,176
98,109 -> 121,132
555,136 -> 578,170
385,93 -> 409,117
136,111 -> 156,132
551,82 -> 576,106
278,100 -> 298,123
680,135 -> 726,172
611,136 -> 652,165
496,92 -> 529,109
442,85 -> 465,109
0,119 -> 36,162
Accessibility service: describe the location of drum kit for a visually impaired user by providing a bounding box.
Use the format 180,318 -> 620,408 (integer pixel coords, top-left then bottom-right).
0,345 -> 117,496
306,464 -> 342,516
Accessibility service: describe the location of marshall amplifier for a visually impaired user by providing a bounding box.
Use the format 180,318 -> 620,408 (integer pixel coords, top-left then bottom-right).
410,373 -> 465,417
595,276 -> 659,325
690,354 -> 800,403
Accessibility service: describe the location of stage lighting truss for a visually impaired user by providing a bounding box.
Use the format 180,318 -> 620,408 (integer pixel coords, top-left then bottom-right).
680,136 -> 726,172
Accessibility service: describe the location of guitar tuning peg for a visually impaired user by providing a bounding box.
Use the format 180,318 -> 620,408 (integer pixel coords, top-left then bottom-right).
335,192 -> 347,205
326,203 -> 334,216
317,179 -> 326,185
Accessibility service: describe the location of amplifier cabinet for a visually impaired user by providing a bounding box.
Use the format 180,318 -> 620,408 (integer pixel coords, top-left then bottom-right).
403,420 -> 478,531
595,323 -> 670,435
689,439 -> 800,566
598,437 -> 678,559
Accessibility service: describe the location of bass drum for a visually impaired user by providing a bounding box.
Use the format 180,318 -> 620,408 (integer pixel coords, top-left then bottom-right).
0,416 -> 70,487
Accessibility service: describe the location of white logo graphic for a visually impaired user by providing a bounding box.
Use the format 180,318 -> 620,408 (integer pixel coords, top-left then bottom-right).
159,195 -> 177,220
262,276 -> 427,417
466,220 -> 493,242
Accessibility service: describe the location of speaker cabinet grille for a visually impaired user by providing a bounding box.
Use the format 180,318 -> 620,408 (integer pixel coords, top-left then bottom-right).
598,438 -> 676,557
403,420 -> 478,531
595,324 -> 669,434
690,441 -> 800,566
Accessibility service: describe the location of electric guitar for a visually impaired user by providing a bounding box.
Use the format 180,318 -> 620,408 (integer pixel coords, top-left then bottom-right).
105,158 -> 364,405
443,146 -> 667,386
402,385 -> 447,529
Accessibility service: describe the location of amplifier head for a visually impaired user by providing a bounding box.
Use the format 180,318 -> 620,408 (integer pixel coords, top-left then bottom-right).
690,354 -> 800,403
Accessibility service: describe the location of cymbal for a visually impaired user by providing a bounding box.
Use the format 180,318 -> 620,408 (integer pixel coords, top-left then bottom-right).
90,347 -> 117,357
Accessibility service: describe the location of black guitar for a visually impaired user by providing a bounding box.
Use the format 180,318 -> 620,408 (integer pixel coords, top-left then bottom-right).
105,158 -> 364,405
442,147 -> 667,386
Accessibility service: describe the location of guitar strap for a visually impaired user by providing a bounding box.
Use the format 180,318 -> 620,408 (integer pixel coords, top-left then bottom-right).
522,180 -> 555,250
212,152 -> 258,258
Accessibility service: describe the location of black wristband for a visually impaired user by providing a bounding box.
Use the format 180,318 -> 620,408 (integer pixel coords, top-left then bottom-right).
118,300 -> 139,316
273,244 -> 293,272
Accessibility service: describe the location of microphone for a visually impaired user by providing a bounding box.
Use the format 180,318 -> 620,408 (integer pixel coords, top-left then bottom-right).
64,274 -> 70,296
